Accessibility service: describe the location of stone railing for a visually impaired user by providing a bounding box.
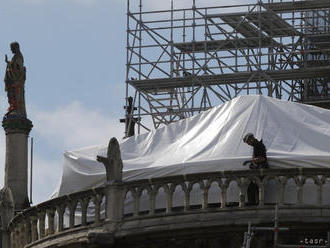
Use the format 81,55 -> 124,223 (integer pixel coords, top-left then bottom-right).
9,186 -> 108,248
122,168 -> 330,217
8,167 -> 330,248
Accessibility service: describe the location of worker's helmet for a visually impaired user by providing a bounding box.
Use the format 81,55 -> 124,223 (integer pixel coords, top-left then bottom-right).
243,133 -> 254,143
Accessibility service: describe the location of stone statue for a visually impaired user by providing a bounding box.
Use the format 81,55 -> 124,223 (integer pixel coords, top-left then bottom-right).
4,42 -> 26,116
120,96 -> 140,138
97,137 -> 123,183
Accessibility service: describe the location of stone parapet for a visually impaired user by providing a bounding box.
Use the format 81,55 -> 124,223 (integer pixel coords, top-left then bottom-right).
7,168 -> 330,248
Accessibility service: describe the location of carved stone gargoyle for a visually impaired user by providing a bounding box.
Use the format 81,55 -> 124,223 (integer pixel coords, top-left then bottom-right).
96,137 -> 123,183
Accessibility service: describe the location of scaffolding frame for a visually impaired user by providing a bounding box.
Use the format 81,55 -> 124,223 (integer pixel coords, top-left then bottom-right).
125,0 -> 330,134
242,205 -> 330,248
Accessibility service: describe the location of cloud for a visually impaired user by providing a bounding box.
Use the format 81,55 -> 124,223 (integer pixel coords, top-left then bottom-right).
26,101 -> 124,203
31,156 -> 62,204
30,101 -> 124,150
0,98 -> 136,204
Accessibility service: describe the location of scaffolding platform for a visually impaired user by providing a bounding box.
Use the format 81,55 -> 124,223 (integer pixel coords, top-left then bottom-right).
264,0 -> 330,12
307,34 -> 330,50
174,37 -> 275,53
129,66 -> 330,91
208,11 -> 300,37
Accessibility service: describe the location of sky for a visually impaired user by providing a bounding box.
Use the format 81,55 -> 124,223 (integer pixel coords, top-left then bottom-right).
0,0 -> 256,204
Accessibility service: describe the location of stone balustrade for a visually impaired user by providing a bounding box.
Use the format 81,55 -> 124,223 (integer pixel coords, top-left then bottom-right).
9,186 -> 107,248
8,168 -> 330,248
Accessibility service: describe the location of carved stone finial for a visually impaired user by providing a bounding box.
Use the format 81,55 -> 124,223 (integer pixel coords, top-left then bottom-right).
97,137 -> 123,183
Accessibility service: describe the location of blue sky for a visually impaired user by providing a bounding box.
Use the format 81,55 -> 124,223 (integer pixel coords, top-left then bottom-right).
0,0 -> 252,204
1,0 -> 127,204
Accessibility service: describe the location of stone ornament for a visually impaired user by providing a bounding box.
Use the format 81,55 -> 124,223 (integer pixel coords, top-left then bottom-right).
4,42 -> 26,117
97,137 -> 123,183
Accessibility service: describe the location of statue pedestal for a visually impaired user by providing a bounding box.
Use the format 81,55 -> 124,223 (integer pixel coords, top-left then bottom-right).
2,115 -> 33,211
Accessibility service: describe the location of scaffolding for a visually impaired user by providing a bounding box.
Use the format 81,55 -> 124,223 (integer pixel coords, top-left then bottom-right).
242,205 -> 330,248
125,0 -> 330,134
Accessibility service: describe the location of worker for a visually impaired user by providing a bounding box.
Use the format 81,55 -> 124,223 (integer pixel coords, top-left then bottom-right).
243,133 -> 268,169
243,133 -> 269,205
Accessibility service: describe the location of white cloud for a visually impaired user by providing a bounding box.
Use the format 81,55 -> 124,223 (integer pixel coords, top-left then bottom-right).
31,156 -> 61,204
26,101 -> 125,204
30,101 -> 124,150
0,98 -> 137,204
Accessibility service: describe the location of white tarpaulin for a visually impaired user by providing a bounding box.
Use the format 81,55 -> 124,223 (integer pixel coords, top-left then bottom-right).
56,95 -> 330,197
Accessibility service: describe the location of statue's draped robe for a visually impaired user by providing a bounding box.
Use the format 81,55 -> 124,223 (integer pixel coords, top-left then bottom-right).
4,52 -> 26,116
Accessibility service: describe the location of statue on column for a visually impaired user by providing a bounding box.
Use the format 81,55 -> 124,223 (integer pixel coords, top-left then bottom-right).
4,42 -> 27,117
2,42 -> 32,214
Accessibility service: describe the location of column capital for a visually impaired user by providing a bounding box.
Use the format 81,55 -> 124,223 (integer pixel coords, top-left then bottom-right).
2,115 -> 33,135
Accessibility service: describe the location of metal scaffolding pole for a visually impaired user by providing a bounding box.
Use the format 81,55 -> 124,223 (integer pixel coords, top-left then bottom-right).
242,204 -> 330,248
124,0 -> 330,133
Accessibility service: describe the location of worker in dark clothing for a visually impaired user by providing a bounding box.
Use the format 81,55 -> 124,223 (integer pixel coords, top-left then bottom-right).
242,133 -> 269,205
243,133 -> 268,169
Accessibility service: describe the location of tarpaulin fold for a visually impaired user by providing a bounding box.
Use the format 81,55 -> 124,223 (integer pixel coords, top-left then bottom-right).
56,95 -> 330,198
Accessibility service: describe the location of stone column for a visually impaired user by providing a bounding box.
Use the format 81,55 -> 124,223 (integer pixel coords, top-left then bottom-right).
0,187 -> 14,248
106,183 -> 124,223
97,137 -> 124,231
31,216 -> 39,242
2,116 -> 33,211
